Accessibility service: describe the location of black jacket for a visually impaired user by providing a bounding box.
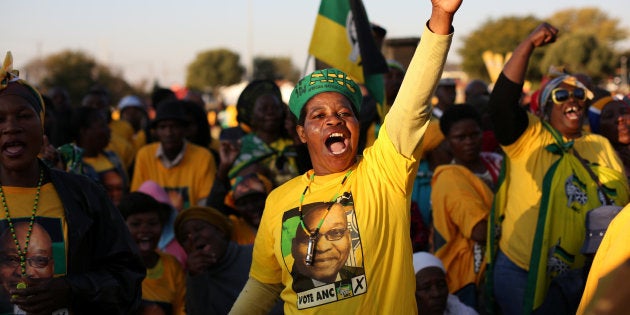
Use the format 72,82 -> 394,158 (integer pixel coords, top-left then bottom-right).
49,165 -> 145,314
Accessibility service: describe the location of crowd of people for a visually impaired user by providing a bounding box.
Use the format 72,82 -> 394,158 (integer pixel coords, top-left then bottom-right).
2,0 -> 630,314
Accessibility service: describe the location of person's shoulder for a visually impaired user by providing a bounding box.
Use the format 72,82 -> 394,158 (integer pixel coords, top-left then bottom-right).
433,164 -> 471,178
581,132 -> 616,147
187,142 -> 213,155
50,167 -> 99,188
137,142 -> 160,155
159,251 -> 185,271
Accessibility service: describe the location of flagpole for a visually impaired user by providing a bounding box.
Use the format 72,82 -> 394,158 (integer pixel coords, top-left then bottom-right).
303,55 -> 313,79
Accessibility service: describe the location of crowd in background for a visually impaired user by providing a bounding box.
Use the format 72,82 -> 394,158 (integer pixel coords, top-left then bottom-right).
3,8 -> 630,314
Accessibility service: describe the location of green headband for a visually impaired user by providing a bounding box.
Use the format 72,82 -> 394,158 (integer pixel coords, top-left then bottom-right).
288,68 -> 362,120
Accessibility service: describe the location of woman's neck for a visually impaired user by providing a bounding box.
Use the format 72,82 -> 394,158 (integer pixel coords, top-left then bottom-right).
0,161 -> 41,187
454,157 -> 485,174
143,251 -> 160,269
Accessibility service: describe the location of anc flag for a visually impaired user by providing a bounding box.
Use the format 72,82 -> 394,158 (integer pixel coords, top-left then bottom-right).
308,0 -> 388,113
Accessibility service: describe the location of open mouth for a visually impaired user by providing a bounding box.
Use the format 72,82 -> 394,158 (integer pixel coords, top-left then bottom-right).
325,132 -> 348,155
2,141 -> 26,157
136,236 -> 155,251
564,106 -> 582,120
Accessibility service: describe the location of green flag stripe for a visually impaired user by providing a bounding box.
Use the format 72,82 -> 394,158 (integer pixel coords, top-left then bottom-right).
318,0 -> 350,26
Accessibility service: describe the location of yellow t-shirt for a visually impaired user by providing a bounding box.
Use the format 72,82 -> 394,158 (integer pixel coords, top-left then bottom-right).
577,204 -> 630,314
131,142 -> 216,211
431,164 -> 492,293
131,129 -> 148,157
142,251 -> 186,315
83,153 -> 116,173
0,184 -> 67,298
251,128 -> 415,313
110,119 -> 134,144
107,132 -> 135,170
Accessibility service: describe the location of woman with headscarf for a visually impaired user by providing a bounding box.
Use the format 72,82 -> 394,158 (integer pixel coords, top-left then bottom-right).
0,52 -> 144,314
413,252 -> 478,315
486,23 -> 629,314
229,1 -> 462,313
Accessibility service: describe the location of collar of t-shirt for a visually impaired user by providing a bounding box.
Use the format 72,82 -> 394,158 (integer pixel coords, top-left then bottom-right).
156,140 -> 188,169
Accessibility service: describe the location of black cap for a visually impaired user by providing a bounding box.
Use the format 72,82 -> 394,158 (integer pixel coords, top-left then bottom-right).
150,100 -> 189,128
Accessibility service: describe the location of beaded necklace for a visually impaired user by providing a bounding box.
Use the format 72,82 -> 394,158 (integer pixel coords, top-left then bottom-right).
0,169 -> 44,288
298,169 -> 352,265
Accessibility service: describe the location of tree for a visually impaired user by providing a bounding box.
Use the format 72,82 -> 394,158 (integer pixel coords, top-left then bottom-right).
24,50 -> 136,107
459,8 -> 628,85
458,16 -> 543,82
539,33 -> 616,82
186,48 -> 245,91
548,7 -> 628,46
253,56 -> 300,82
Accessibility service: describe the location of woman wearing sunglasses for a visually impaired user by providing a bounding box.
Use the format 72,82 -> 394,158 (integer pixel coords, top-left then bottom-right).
485,23 -> 629,315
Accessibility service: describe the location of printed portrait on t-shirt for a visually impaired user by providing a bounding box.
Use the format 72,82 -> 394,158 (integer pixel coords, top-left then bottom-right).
163,186 -> 190,212
0,217 -> 66,314
280,192 -> 366,310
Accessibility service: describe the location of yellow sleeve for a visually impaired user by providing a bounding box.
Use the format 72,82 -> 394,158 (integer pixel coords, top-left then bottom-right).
577,206 -> 630,314
383,25 -> 452,158
229,277 -> 283,315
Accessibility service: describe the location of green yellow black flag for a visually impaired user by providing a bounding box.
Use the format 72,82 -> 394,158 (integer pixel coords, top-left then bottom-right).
308,0 -> 388,113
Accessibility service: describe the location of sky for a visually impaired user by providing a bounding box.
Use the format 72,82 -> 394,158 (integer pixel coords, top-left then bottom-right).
3,0 -> 630,88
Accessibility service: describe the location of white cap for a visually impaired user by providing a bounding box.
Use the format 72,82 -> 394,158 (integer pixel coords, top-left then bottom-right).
117,95 -> 146,112
413,252 -> 445,274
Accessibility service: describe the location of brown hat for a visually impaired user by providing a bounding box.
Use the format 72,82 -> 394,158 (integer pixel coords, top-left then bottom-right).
174,206 -> 232,244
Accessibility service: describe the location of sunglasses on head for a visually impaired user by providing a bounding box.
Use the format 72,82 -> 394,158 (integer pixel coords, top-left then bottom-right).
551,87 -> 587,105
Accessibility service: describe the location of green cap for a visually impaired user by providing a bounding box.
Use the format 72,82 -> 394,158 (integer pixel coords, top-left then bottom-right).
288,68 -> 362,120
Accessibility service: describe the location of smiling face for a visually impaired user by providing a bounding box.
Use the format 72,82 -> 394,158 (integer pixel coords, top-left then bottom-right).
292,203 -> 350,283
0,95 -> 43,173
126,212 -> 163,256
0,222 -> 54,293
600,100 -> 630,145
547,83 -> 587,139
296,92 -> 359,175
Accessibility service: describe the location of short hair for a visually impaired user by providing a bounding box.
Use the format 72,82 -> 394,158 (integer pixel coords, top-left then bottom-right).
118,191 -> 170,225
439,104 -> 482,136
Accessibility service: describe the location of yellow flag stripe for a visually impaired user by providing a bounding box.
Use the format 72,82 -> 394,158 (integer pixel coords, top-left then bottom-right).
308,14 -> 365,83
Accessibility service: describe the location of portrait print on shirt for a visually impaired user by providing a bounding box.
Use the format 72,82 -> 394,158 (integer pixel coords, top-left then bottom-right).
163,186 -> 190,212
281,192 -> 366,309
0,217 -> 66,314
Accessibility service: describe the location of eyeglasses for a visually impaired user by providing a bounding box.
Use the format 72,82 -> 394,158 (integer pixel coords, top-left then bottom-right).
551,88 -> 587,105
0,255 -> 52,268
300,228 -> 348,243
